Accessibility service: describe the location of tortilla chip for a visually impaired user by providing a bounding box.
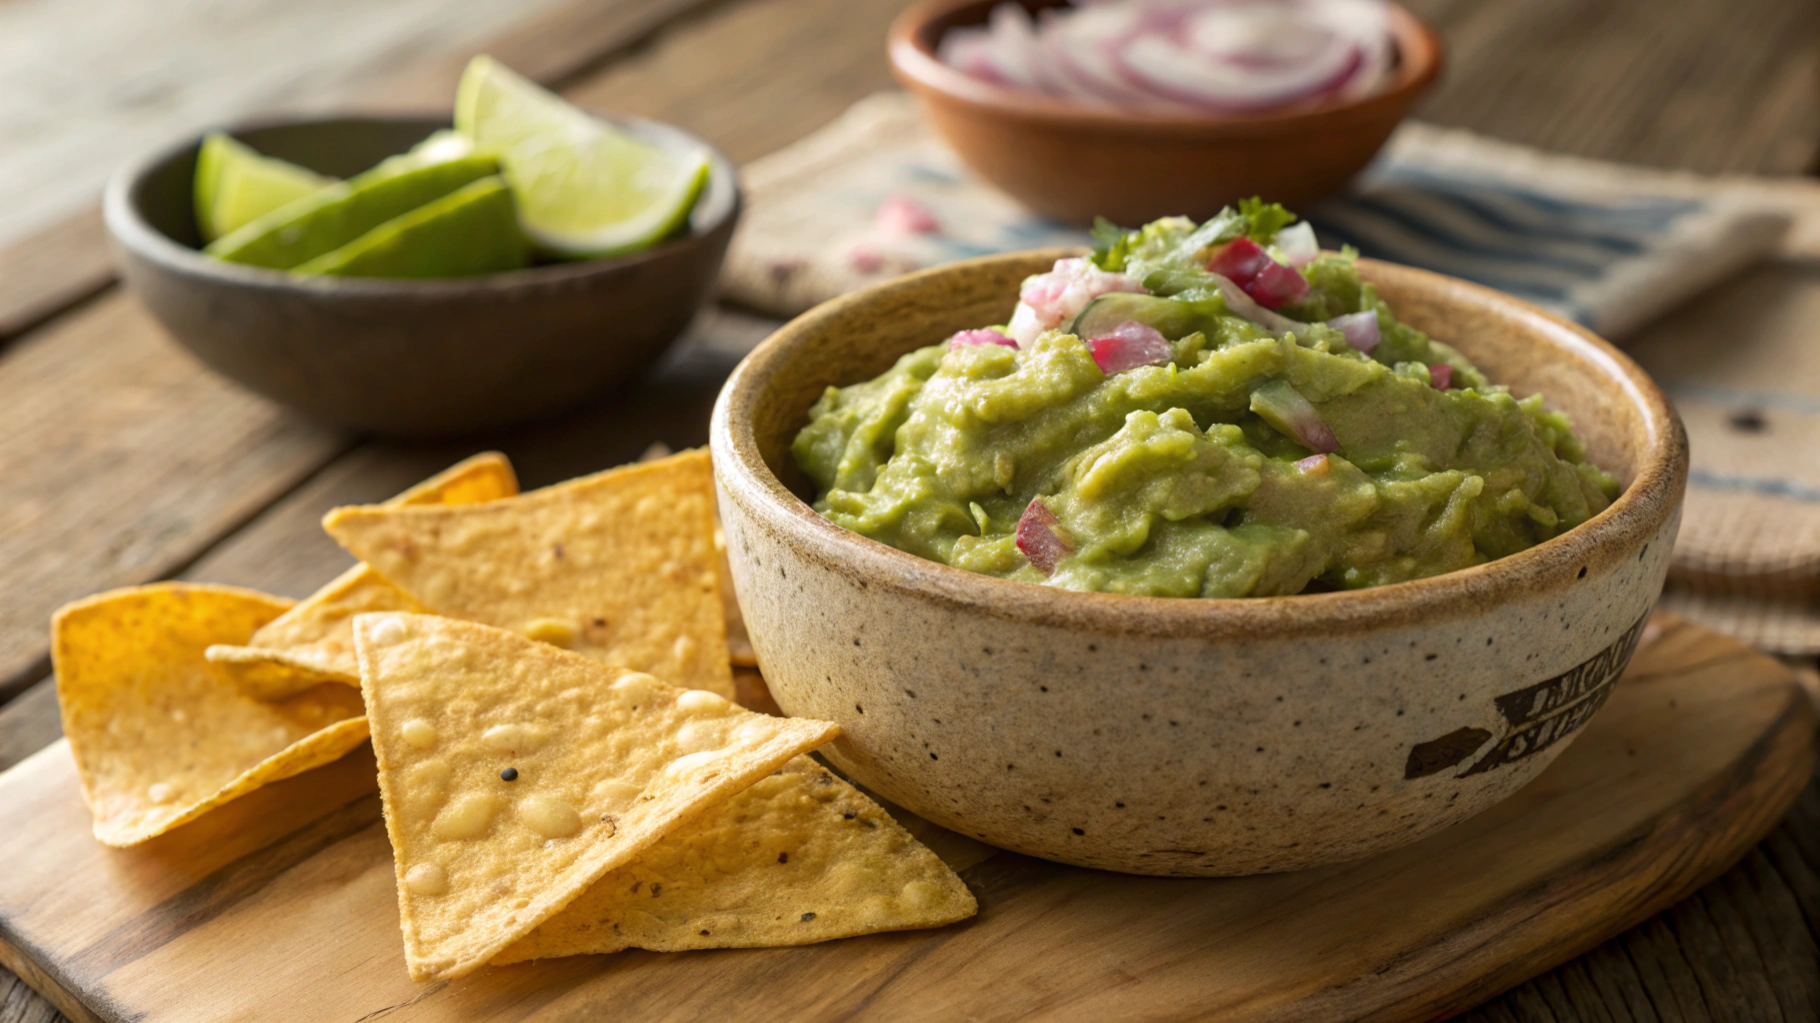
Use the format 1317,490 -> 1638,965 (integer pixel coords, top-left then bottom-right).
354,613 -> 838,982
53,583 -> 370,847
206,453 -> 519,697
493,756 -> 975,962
327,449 -> 734,698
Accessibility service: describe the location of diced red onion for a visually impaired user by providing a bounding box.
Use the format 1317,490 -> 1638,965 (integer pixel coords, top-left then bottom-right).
1207,237 -> 1273,282
1429,364 -> 1453,390
1327,310 -> 1380,353
1274,222 -> 1320,267
1246,260 -> 1311,309
1252,379 -> 1340,454
1087,320 -> 1173,374
1209,273 -> 1309,335
1015,499 -> 1074,576
848,245 -> 884,274
939,0 -> 1396,114
1007,257 -> 1146,346
950,328 -> 1017,349
876,194 -> 940,236
1293,453 -> 1331,477
1208,237 -> 1309,310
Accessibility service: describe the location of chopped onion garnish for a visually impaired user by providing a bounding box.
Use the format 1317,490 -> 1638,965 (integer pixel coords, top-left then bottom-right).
1207,237 -> 1274,282
1429,364 -> 1453,390
1251,378 -> 1339,454
1007,257 -> 1146,347
938,0 -> 1395,114
1087,320 -> 1173,374
1293,453 -> 1331,477
1327,310 -> 1380,353
1015,499 -> 1074,575
875,194 -> 940,236
1247,260 -> 1311,308
1207,237 -> 1310,310
1274,222 -> 1320,267
950,328 -> 1017,349
1209,273 -> 1309,335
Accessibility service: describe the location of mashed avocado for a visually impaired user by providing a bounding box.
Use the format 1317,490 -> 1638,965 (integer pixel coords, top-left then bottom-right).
792,203 -> 1619,598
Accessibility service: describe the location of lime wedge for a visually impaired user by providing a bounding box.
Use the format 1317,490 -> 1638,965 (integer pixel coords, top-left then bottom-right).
206,154 -> 500,270
294,176 -> 528,278
454,55 -> 709,258
193,133 -> 334,243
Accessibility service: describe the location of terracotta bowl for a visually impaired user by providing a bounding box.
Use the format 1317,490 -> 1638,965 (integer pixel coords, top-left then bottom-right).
710,250 -> 1687,876
106,114 -> 739,438
887,0 -> 1442,225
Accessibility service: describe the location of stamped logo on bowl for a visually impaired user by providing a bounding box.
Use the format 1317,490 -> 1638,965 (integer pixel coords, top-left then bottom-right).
1406,613 -> 1651,780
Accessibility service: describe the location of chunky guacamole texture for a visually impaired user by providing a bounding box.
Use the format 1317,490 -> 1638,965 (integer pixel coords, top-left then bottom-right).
793,203 -> 1619,598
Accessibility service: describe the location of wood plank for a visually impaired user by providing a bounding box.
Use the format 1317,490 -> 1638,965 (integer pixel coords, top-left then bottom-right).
1401,0 -> 1820,176
0,207 -> 111,345
0,296 -> 345,701
0,617 -> 1807,1022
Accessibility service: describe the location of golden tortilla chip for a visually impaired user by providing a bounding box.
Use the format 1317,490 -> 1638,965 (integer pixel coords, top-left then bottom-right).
207,453 -> 518,697
493,755 -> 976,963
354,613 -> 838,982
327,449 -> 734,698
53,583 -> 370,847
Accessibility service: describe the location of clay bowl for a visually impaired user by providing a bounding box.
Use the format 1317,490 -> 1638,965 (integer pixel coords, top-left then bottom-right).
710,250 -> 1687,877
887,0 -> 1442,225
105,114 -> 740,438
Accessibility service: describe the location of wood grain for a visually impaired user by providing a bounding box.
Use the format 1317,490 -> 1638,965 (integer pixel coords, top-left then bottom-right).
0,207 -> 111,346
1401,0 -> 1820,175
0,616 -> 1808,1023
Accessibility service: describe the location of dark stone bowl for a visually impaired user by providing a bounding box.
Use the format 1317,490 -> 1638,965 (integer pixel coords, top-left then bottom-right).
104,114 -> 740,437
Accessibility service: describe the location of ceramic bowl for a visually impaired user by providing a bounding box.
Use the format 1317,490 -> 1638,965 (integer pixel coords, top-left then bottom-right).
106,115 -> 739,438
887,0 -> 1442,224
710,250 -> 1687,876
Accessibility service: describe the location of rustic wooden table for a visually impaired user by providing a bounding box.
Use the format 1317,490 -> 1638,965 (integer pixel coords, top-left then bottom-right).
0,0 -> 1814,1020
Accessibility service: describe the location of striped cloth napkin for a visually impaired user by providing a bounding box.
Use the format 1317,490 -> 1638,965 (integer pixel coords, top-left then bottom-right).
721,92 -> 1820,652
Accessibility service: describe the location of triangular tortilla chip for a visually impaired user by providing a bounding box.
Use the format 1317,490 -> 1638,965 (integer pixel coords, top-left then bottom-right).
493,755 -> 976,962
328,449 -> 734,698
53,583 -> 370,847
354,613 -> 838,982
207,453 -> 518,697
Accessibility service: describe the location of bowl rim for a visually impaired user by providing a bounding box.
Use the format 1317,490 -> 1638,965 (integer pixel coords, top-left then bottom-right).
102,111 -> 742,297
711,249 -> 1689,641
887,0 -> 1444,136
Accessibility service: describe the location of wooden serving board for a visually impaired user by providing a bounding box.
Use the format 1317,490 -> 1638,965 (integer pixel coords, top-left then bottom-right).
0,615 -> 1811,1023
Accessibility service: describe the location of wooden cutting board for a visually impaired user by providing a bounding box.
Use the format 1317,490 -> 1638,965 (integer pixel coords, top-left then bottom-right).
0,614 -> 1811,1023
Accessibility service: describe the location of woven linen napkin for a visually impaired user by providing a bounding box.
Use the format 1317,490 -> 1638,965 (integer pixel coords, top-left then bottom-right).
723,92 -> 1820,652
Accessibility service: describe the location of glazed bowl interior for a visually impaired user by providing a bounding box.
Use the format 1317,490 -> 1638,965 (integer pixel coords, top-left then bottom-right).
726,250 -> 1681,632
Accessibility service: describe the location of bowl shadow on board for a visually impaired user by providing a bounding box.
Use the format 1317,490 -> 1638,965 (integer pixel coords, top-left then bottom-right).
105,115 -> 741,438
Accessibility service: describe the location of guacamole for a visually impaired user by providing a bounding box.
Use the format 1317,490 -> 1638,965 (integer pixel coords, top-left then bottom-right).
792,202 -> 1619,598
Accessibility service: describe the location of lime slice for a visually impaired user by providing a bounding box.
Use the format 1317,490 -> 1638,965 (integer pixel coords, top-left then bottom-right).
294,176 -> 528,278
206,154 -> 500,270
455,55 -> 709,258
193,133 -> 334,243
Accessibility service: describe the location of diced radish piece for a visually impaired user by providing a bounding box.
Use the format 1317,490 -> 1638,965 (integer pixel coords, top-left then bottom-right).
1015,500 -> 1074,575
1251,379 -> 1339,454
1274,222 -> 1320,267
1245,260 -> 1311,309
1207,237 -> 1273,283
1327,310 -> 1380,353
1209,273 -> 1308,335
1293,453 -> 1331,477
876,194 -> 940,235
950,328 -> 1017,349
1007,257 -> 1146,346
1087,320 -> 1173,374
1429,364 -> 1453,390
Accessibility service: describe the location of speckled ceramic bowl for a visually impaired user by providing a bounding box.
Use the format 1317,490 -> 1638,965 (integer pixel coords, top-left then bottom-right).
709,251 -> 1687,876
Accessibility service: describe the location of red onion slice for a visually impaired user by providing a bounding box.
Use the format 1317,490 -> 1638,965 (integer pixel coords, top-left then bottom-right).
1251,378 -> 1340,454
1246,261 -> 1311,309
950,328 -> 1018,349
1117,31 -> 1362,111
1208,237 -> 1273,281
1429,364 -> 1453,390
1326,310 -> 1380,353
1210,273 -> 1310,335
1087,320 -> 1173,374
1015,499 -> 1074,575
1274,222 -> 1320,267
